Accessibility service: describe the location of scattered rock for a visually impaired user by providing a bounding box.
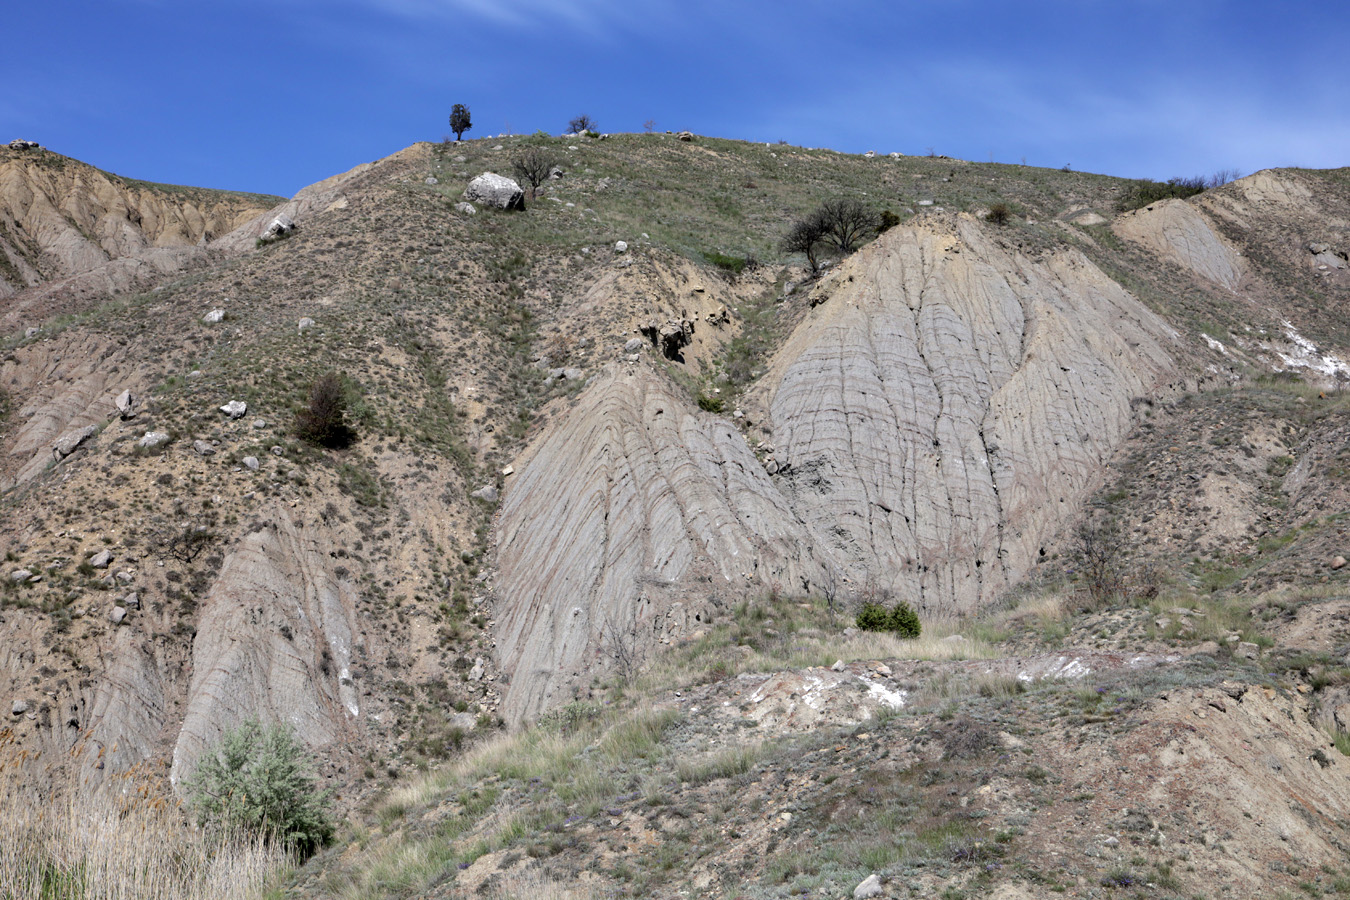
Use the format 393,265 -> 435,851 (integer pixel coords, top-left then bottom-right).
677,131 -> 694,142
1332,556 -> 1347,570
469,657 -> 487,681
471,484 -> 499,503
863,150 -> 876,159
220,400 -> 247,419
137,431 -> 170,449
639,317 -> 694,360
89,549 -> 113,569
831,660 -> 846,672
614,240 -> 628,254
115,570 -> 134,584
8,139 -> 40,151
202,309 -> 225,324
52,425 -> 97,459
261,214 -> 296,242
298,317 -> 316,332
115,389 -> 135,418
853,874 -> 883,899
24,326 -> 39,339
271,445 -> 284,456
501,465 -> 515,476
425,176 -> 438,185
455,202 -> 476,215
193,440 -> 216,456
464,173 -> 525,211
10,569 -> 32,583
706,307 -> 730,326
109,606 -> 127,626
11,699 -> 28,716
548,166 -> 564,180
624,337 -> 645,353
243,456 -> 260,471
1237,642 -> 1260,660
122,592 -> 140,610
918,200 -> 934,207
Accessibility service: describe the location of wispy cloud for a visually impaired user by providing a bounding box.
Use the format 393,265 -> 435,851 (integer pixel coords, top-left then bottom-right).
334,0 -> 683,38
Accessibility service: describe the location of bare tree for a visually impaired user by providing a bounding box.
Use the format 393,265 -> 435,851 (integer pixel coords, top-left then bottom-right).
568,113 -> 597,134
1071,517 -> 1124,608
512,146 -> 556,199
643,119 -> 657,134
602,615 -> 646,682
782,212 -> 829,274
817,198 -> 879,254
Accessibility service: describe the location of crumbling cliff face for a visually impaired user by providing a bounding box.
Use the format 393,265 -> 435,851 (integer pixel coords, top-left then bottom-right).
0,148 -> 276,308
170,514 -> 366,786
494,367 -> 829,723
493,214 -> 1179,723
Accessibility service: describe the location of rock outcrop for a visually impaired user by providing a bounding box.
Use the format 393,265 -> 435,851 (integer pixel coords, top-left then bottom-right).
495,214 -> 1179,722
1113,197 -> 1244,290
494,367 -> 829,724
463,173 -> 525,211
761,216 -> 1177,614
170,514 -> 365,785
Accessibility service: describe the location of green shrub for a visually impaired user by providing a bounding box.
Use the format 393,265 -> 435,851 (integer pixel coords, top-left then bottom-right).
987,202 -> 1011,225
183,718 -> 334,858
696,392 -> 725,413
878,209 -> 902,232
704,251 -> 748,275
856,600 -> 921,638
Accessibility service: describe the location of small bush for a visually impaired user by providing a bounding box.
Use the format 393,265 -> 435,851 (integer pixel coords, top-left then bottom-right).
704,251 -> 748,275
856,600 -> 922,638
987,202 -> 1011,225
183,718 -> 334,858
295,372 -> 354,448
878,209 -> 902,232
696,393 -> 724,413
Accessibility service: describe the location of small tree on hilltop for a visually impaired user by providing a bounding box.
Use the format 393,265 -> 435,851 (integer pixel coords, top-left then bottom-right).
512,146 -> 556,199
782,212 -> 829,274
568,113 -> 597,135
449,104 -> 472,141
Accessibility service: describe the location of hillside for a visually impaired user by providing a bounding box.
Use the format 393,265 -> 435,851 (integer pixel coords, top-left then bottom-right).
2,133 -> 1350,899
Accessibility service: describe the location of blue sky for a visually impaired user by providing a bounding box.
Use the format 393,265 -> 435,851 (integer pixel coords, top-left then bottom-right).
6,0 -> 1347,197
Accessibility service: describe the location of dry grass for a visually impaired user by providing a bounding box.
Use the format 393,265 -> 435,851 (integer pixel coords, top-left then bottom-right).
0,751 -> 289,900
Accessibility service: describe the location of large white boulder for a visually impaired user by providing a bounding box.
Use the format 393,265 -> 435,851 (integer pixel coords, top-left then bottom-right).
464,173 -> 525,210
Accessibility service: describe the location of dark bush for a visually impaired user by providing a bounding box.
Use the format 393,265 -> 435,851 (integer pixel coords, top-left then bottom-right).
878,209 -> 902,232
295,373 -> 355,448
987,202 -> 1011,225
696,393 -> 725,413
